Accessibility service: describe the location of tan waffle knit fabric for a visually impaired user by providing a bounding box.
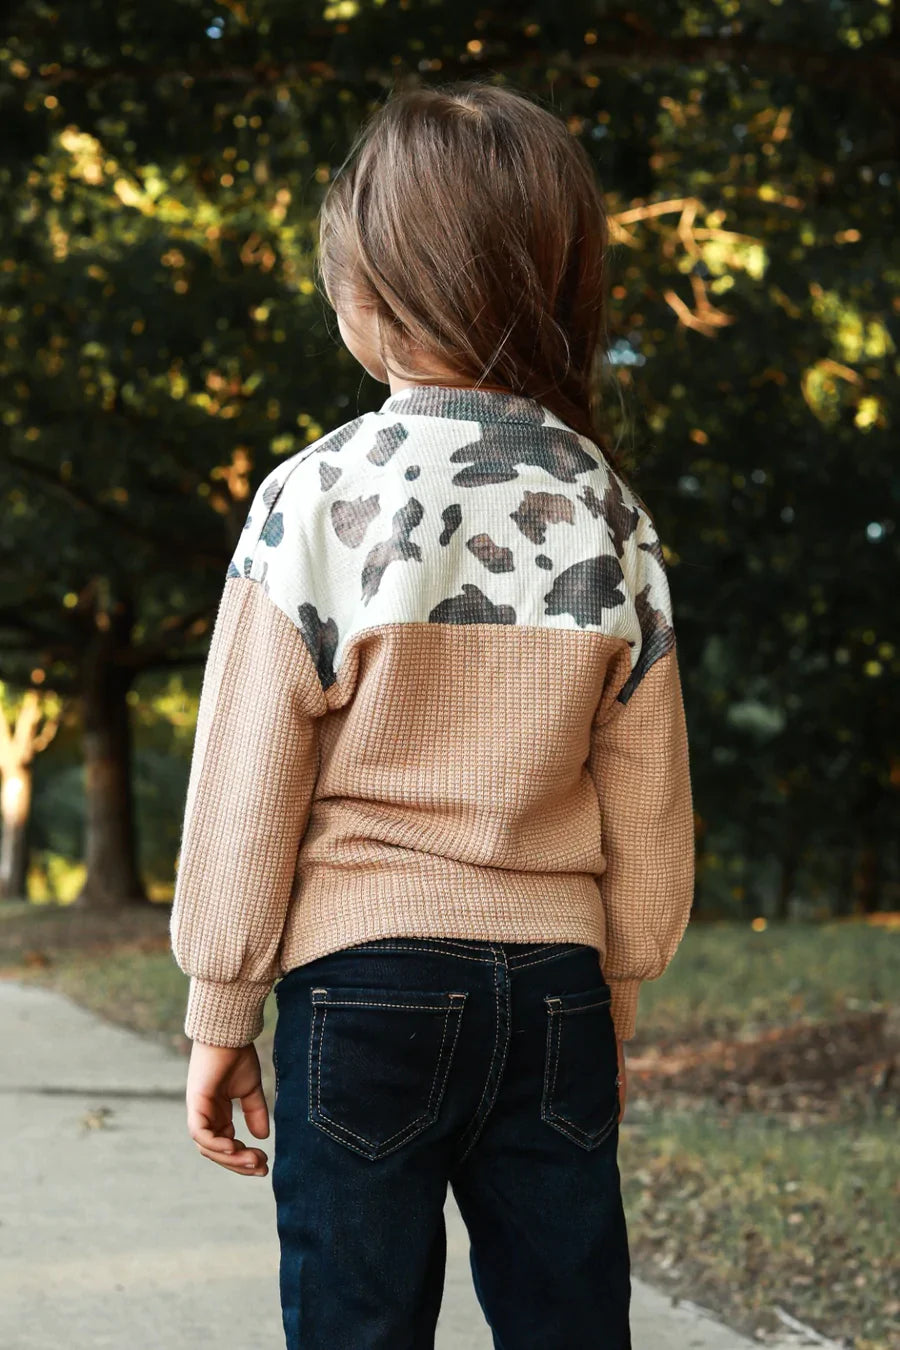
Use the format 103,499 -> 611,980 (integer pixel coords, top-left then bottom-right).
170,383 -> 695,1047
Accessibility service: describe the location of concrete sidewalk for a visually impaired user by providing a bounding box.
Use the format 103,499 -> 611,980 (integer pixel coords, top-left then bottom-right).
2,978 -> 769,1350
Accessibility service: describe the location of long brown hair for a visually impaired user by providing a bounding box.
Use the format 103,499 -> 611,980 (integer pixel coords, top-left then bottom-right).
317,80 -> 625,471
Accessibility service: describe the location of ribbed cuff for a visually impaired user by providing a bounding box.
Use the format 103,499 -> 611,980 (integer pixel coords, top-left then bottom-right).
607,977 -> 642,1042
184,975 -> 272,1047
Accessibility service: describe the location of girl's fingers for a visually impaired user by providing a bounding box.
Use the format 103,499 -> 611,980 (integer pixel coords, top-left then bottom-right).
188,1121 -> 235,1155
185,1066 -> 269,1173
197,1144 -> 268,1175
195,1133 -> 268,1168
241,1084 -> 270,1140
186,1097 -> 235,1154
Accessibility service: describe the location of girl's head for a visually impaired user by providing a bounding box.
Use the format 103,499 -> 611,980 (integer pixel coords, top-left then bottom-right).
317,80 -> 614,449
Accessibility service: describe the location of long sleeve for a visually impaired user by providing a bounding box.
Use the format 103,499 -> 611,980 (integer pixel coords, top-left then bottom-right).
169,571 -> 326,1046
587,512 -> 695,1042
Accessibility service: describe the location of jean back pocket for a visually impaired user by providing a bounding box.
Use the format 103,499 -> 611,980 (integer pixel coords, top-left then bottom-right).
308,985 -> 468,1161
541,984 -> 620,1151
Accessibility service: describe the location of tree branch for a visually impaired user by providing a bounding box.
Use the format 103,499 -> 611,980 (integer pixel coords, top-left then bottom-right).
20,35 -> 900,99
2,451 -> 228,571
121,606 -> 215,670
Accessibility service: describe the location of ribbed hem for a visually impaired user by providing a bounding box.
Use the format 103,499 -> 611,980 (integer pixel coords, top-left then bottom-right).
607,977 -> 642,1041
184,975 -> 272,1047
284,859 -> 610,959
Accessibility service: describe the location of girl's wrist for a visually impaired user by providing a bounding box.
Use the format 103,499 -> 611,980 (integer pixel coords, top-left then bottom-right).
191,1040 -> 249,1055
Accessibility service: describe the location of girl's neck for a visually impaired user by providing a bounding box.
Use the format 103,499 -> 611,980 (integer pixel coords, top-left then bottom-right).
387,371 -> 511,396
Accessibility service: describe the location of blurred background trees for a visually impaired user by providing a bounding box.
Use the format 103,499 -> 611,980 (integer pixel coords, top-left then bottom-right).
0,0 -> 896,913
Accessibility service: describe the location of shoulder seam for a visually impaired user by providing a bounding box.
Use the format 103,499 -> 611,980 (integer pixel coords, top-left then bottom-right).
221,573 -> 329,715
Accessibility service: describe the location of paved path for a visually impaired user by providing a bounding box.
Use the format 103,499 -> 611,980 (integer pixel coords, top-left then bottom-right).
2,979 -> 771,1349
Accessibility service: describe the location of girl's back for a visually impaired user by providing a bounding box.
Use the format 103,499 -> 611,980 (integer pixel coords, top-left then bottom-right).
182,378 -> 691,1045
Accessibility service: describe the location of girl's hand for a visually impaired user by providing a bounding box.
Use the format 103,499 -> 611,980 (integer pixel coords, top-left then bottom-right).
185,1040 -> 270,1178
616,1036 -> 628,1123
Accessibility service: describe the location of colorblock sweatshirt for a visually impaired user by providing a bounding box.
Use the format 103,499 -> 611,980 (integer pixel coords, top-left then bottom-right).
169,383 -> 695,1048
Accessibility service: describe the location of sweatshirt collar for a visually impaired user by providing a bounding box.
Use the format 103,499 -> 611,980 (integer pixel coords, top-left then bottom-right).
379,382 -> 567,428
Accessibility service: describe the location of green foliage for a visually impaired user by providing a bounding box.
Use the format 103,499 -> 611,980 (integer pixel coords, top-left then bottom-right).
26,850 -> 85,902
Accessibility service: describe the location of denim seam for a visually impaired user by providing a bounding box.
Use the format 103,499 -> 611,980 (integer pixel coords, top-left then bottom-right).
334,941 -> 585,967
454,950 -> 510,1168
346,937 -> 500,955
502,942 -> 568,963
507,945 -> 588,971
541,1000 -> 558,1138
333,942 -> 495,964
312,998 -> 466,1011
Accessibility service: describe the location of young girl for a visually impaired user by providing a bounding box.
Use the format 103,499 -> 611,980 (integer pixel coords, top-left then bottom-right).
170,80 -> 694,1350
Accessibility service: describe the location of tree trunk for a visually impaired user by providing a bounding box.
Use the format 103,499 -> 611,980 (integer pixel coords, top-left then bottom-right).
775,832 -> 799,921
74,603 -> 147,909
850,692 -> 884,915
0,764 -> 31,900
853,842 -> 880,915
834,846 -> 856,916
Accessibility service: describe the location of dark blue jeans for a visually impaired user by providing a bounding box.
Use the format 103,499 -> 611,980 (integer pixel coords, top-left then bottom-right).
271,937 -> 631,1349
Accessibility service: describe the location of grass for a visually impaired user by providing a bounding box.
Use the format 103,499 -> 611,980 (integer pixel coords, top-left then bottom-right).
2,903 -> 898,1347
632,916 -> 898,1044
620,1108 -> 898,1349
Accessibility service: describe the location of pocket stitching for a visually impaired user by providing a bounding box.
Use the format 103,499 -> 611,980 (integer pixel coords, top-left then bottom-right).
541,997 -> 619,1151
308,992 -> 467,1160
314,1005 -> 441,1150
312,1003 -> 458,1156
547,998 -> 611,1014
